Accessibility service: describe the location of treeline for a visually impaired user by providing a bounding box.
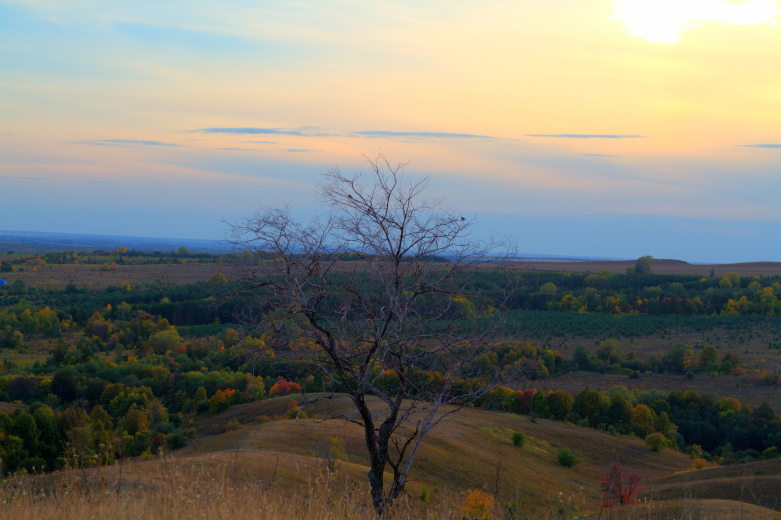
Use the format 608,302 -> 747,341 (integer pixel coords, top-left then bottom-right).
1,248 -> 234,268
0,280 -> 237,330
0,309 -> 571,476
569,339 -> 759,379
0,248 -> 447,270
484,270 -> 781,317
479,384 -> 781,465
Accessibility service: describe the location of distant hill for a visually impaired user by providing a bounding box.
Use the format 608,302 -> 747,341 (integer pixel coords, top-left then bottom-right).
0,230 -> 230,254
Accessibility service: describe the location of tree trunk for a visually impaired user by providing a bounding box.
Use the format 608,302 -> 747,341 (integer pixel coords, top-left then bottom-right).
354,395 -> 387,515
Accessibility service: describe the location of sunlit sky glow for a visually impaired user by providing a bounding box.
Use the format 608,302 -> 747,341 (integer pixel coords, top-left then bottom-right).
1,0 -> 780,262
613,0 -> 780,44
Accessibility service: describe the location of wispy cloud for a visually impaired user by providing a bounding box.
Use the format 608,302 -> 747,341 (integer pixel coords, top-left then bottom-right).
196,127 -> 504,140
214,147 -> 259,152
283,148 -> 321,152
69,139 -> 183,147
582,153 -> 622,157
354,130 -> 496,139
529,134 -> 645,138
86,180 -> 112,184
739,144 -> 781,148
241,140 -> 278,144
198,127 -> 334,137
0,132 -> 20,137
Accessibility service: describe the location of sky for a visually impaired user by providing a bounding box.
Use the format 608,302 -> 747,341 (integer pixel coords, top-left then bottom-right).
1,0 -> 780,263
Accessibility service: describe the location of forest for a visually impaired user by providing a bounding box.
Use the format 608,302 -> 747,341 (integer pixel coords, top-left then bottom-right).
1,253 -> 781,477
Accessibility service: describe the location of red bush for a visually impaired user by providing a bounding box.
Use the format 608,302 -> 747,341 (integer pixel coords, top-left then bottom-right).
269,379 -> 302,397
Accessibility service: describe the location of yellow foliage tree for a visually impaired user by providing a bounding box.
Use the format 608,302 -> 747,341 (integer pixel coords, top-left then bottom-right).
326,436 -> 348,474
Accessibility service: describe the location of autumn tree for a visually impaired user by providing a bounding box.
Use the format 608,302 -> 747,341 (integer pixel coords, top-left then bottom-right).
600,461 -> 643,509
222,154 -> 521,515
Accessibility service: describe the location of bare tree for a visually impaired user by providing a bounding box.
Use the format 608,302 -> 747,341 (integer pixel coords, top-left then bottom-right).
223,154 -> 523,516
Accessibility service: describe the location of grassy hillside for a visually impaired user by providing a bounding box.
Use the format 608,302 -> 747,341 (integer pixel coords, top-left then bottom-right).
644,458 -> 781,511
10,394 -> 781,519
170,394 -> 693,513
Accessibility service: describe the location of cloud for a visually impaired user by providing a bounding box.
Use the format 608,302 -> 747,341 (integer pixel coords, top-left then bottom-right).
354,130 -> 497,139
739,144 -> 781,148
86,180 -> 112,184
214,147 -> 259,152
196,127 -> 503,140
283,148 -> 321,152
582,153 -> 622,157
0,132 -> 20,137
611,0 -> 781,44
198,127 -> 334,136
241,140 -> 278,144
0,176 -> 46,181
529,134 -> 645,138
69,139 -> 183,147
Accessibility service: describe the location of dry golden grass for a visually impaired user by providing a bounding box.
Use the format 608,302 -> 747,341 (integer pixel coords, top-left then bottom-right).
643,458 -> 781,512
606,499 -> 781,520
177,394 -> 693,513
4,459 -> 780,520
0,462 -> 452,520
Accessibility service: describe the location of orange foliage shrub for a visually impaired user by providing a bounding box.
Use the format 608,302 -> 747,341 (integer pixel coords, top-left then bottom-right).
689,458 -> 707,471
460,490 -> 498,520
269,379 -> 302,397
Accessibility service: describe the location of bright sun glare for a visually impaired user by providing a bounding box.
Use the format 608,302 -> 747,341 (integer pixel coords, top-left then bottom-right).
611,0 -> 781,43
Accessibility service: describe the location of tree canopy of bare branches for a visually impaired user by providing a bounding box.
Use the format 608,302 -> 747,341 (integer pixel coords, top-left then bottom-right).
223,154 -> 522,516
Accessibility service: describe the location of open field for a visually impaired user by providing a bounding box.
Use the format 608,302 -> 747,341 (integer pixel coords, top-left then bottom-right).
0,262 -> 222,290
5,256 -> 781,294
519,259 -> 781,277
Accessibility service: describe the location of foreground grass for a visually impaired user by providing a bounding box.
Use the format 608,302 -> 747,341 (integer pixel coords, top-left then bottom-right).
0,462 -> 447,520
2,471 -> 780,520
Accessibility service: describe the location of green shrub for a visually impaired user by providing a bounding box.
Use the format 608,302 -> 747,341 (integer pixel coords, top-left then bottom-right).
645,433 -> 669,452
556,448 -> 580,467
512,432 -> 526,447
166,432 -> 190,450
